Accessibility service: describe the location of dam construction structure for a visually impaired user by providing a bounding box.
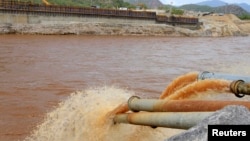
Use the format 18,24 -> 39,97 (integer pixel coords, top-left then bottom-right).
0,0 -> 200,28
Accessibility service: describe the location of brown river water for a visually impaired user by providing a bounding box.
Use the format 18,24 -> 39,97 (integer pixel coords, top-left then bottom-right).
0,35 -> 250,141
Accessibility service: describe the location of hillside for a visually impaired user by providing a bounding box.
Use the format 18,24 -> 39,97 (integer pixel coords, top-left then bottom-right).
196,0 -> 250,12
196,0 -> 227,7
21,0 -> 134,8
238,3 -> 250,12
20,0 -> 163,9
123,0 -> 163,9
215,5 -> 249,16
180,4 -> 249,16
180,4 -> 214,12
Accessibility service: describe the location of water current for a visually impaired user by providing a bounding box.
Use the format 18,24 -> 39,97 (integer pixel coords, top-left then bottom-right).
0,35 -> 250,141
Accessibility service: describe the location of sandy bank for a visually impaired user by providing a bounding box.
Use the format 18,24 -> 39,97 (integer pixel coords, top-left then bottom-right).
0,14 -> 249,37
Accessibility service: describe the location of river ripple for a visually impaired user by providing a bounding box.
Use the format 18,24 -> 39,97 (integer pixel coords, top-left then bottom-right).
0,35 -> 250,141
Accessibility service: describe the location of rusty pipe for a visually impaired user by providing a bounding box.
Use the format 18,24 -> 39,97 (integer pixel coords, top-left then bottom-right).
128,96 -> 250,112
230,80 -> 250,98
113,112 -> 213,129
198,71 -> 250,82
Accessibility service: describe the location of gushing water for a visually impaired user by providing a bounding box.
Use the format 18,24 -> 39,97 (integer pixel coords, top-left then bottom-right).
165,79 -> 231,100
22,72 -> 243,141
160,72 -> 199,99
24,86 -> 184,141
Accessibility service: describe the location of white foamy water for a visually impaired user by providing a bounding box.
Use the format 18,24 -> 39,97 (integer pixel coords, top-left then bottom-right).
24,86 -> 184,141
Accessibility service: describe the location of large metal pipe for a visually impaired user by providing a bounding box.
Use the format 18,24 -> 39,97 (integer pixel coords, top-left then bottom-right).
128,96 -> 250,112
230,80 -> 250,97
198,71 -> 250,83
114,112 -> 213,129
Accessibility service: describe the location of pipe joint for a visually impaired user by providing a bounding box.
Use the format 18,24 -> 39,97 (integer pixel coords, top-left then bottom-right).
128,96 -> 141,112
230,80 -> 246,98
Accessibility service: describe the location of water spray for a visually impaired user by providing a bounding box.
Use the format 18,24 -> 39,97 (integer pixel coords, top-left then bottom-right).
113,71 -> 250,129
198,71 -> 250,97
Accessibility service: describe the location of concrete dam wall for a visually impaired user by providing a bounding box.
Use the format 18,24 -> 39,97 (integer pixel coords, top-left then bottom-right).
0,12 -> 156,25
0,1 -> 199,26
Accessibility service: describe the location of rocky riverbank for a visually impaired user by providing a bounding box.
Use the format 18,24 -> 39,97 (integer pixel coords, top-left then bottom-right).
168,105 -> 250,141
0,14 -> 249,37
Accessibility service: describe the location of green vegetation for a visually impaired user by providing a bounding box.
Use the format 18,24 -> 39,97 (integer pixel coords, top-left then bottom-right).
179,4 -> 250,20
171,8 -> 184,15
17,0 -> 135,9
158,5 -> 184,15
238,13 -> 250,20
179,4 -> 214,12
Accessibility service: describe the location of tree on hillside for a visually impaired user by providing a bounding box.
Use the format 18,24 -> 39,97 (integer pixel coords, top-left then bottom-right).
137,3 -> 147,9
238,13 -> 250,20
172,8 -> 184,15
13,0 -> 136,9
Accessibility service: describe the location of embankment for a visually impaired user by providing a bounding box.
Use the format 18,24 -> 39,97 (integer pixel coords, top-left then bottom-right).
0,12 -> 249,37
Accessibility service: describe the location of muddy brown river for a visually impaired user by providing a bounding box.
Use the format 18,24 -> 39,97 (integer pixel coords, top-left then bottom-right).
0,35 -> 250,141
